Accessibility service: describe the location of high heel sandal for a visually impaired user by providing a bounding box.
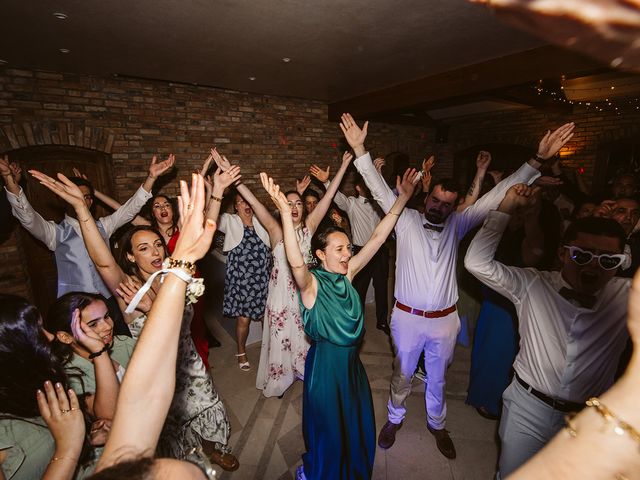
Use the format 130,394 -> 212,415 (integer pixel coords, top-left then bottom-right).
235,353 -> 250,371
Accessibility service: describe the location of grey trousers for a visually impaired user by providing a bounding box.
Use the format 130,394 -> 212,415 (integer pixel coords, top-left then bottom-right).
498,379 -> 566,477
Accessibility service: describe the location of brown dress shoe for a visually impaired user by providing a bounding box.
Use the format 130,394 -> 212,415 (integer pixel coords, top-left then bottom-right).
427,425 -> 456,459
377,420 -> 403,449
210,450 -> 240,471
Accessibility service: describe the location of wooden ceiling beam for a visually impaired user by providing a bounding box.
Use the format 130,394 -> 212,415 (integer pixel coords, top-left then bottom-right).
328,45 -> 603,121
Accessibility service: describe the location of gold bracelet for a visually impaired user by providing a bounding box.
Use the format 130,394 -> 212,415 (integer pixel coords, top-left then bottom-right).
211,194 -> 223,203
387,212 -> 400,216
586,397 -> 640,443
163,257 -> 196,275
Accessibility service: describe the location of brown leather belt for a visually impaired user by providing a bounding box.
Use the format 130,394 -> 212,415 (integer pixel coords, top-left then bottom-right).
394,301 -> 456,318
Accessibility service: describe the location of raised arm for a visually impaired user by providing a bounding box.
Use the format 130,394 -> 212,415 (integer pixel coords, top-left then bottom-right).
72,168 -> 151,227
205,165 -> 241,226
236,181 -> 282,245
311,153 -> 351,212
457,151 -> 491,211
96,174 -> 216,470
457,123 -> 575,236
464,184 -> 538,302
341,113 -> 398,213
305,151 -> 353,234
29,170 -> 126,293
348,169 -> 420,279
261,173 -> 317,307
2,156 -> 58,250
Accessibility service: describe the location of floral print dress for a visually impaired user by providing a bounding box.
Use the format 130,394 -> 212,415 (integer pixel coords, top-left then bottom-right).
256,226 -> 313,397
129,305 -> 231,460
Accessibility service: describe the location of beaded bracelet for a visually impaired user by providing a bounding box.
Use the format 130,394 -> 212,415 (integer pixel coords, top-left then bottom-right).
211,194 -> 223,203
586,397 -> 640,443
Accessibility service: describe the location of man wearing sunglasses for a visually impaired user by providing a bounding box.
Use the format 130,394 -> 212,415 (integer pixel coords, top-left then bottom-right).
465,183 -> 630,478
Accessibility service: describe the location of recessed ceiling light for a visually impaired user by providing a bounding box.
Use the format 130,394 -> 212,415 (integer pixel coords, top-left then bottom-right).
282,57 -> 291,63
0,60 -> 7,66
248,76 -> 256,81
59,48 -> 71,54
53,12 -> 68,20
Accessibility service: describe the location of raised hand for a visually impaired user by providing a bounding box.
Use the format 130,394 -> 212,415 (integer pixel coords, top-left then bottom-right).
148,154 -> 176,179
309,164 -> 330,183
9,161 -> 22,183
116,276 -> 154,314
211,147 -> 231,172
37,381 -> 85,460
536,123 -> 575,160
260,172 -> 291,214
341,151 -> 354,166
533,176 -> 563,187
213,165 -> 241,191
422,155 -> 436,173
72,167 -> 89,180
296,175 -> 311,195
373,157 -> 386,174
173,174 -> 217,263
71,308 -> 107,353
201,151 -> 214,177
499,184 -> 541,214
397,168 -> 421,200
339,113 -> 368,155
0,155 -> 10,177
29,170 -> 88,212
476,151 -> 491,171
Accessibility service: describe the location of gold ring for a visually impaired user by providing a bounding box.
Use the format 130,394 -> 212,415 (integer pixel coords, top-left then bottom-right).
187,204 -> 193,209
60,409 -> 71,414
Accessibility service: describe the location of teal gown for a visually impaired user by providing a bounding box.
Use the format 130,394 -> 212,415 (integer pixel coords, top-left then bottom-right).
300,268 -> 375,480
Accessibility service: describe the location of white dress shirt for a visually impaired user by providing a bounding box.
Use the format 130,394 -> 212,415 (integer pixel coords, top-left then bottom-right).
465,210 -> 630,402
323,180 -> 382,246
354,152 -> 540,311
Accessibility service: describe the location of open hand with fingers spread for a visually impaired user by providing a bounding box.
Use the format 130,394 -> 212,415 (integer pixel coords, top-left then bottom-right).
339,113 -> 368,157
116,276 -> 154,313
296,175 -> 311,195
309,165 -> 330,183
212,147 -> 232,172
37,381 -> 85,463
173,174 -> 217,264
29,170 -> 90,214
148,154 -> 176,179
536,123 -> 575,161
397,168 -> 421,201
213,165 -> 242,191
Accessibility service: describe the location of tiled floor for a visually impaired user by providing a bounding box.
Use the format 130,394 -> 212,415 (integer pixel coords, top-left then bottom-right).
203,300 -> 500,480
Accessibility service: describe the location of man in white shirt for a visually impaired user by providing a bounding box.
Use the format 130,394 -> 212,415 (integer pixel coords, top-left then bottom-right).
465,184 -> 630,476
311,158 -> 390,332
339,112 -> 575,459
0,154 -> 174,335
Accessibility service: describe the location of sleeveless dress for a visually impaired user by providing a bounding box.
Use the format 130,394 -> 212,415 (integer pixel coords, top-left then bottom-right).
256,227 -> 312,397
223,226 -> 271,319
129,305 -> 231,459
299,268 -> 375,480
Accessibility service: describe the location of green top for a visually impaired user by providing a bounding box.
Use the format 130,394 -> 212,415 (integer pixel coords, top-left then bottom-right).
301,267 -> 364,346
66,335 -> 136,395
0,416 -> 53,480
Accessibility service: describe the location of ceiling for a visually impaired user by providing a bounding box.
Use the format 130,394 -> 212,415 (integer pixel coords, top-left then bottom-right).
2,0 -> 638,123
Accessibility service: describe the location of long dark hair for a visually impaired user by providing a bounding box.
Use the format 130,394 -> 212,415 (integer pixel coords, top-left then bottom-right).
149,194 -> 179,238
46,292 -> 107,365
116,225 -> 168,278
0,294 -> 69,417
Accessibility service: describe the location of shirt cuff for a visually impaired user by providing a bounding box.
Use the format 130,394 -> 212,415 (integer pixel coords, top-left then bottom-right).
353,152 -> 372,169
519,161 -> 542,185
138,184 -> 154,199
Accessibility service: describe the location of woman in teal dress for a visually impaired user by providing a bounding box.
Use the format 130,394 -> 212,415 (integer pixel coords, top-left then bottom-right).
261,167 -> 419,480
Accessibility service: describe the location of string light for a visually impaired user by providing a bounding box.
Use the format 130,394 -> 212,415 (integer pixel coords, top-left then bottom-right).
531,79 -> 640,114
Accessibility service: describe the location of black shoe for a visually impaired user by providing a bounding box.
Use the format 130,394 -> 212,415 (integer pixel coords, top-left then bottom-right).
376,322 -> 390,335
427,425 -> 456,459
378,421 -> 403,449
475,406 -> 499,420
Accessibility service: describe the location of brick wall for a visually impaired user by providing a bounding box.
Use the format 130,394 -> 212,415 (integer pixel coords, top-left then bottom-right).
0,68 -> 432,301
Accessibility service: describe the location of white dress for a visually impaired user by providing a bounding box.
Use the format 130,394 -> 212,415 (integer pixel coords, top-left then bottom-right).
256,227 -> 313,397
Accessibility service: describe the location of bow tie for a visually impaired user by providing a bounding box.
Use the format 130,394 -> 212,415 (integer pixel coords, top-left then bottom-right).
423,223 -> 444,232
558,287 -> 597,309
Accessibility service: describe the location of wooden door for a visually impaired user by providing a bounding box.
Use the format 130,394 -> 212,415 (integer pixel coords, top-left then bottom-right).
8,145 -> 114,314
